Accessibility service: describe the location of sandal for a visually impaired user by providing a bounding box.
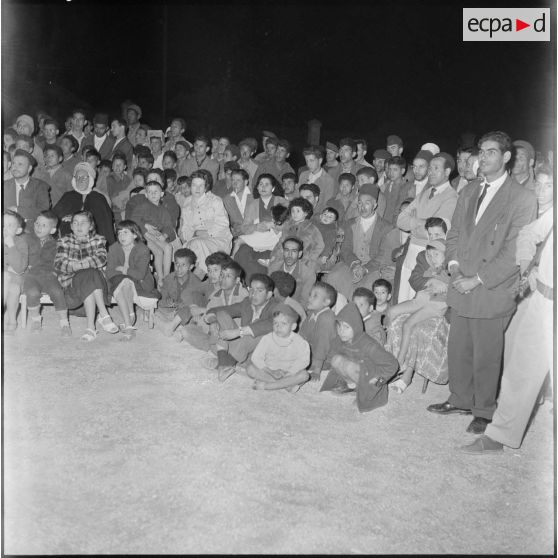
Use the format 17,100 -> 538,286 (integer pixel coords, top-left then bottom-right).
80,328 -> 97,342
389,378 -> 408,394
97,314 -> 119,334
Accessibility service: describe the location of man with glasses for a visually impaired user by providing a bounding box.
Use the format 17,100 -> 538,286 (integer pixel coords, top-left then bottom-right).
427,131 -> 537,436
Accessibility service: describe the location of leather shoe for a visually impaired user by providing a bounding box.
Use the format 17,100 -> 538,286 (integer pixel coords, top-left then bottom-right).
427,401 -> 472,415
466,416 -> 491,434
459,434 -> 503,454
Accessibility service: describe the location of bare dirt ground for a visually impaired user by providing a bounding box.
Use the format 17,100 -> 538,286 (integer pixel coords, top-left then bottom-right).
3,306 -> 555,554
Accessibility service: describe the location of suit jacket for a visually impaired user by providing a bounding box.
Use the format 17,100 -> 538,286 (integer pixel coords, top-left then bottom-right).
82,134 -> 116,160
3,177 -> 50,225
209,296 -> 279,338
298,169 -> 335,213
446,176 -> 537,319
223,192 -> 254,236
339,214 -> 394,274
110,137 -> 134,168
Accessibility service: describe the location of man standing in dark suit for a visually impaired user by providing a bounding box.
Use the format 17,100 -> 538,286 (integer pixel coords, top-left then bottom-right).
427,131 -> 537,435
109,118 -> 134,169
82,113 -> 115,160
3,149 -> 50,227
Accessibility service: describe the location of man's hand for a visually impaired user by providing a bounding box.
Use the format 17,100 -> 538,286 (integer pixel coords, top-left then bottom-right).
219,328 -> 240,341
453,275 -> 481,294
190,305 -> 205,318
448,262 -> 461,278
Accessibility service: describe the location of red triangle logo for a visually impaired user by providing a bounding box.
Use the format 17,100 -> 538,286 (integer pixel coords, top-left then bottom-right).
516,18 -> 530,31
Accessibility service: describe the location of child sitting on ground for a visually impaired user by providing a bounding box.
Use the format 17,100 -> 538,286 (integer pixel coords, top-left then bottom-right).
106,220 -> 160,341
54,210 -> 119,342
386,239 -> 450,393
128,180 -> 176,288
372,278 -> 392,331
3,210 -> 29,334
23,210 -> 71,336
248,303 -> 310,392
352,287 -> 385,345
157,248 -> 207,340
320,302 -> 398,413
300,281 -> 338,382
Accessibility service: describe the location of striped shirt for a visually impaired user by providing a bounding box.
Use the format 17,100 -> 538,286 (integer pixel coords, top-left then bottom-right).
54,233 -> 107,288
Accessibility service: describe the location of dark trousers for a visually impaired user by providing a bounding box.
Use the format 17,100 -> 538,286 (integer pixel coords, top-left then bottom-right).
447,312 -> 512,420
24,272 -> 67,311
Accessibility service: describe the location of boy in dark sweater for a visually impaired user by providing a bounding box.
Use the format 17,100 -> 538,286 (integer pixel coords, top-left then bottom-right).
320,302 -> 398,412
23,211 -> 71,335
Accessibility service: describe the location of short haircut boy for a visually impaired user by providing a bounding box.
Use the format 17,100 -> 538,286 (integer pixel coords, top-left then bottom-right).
222,260 -> 245,281
313,281 -> 337,307
163,150 -> 178,163
352,287 -> 375,306
322,207 -> 339,222
288,197 -> 313,219
39,209 -> 59,227
250,273 -> 275,292
299,182 -> 321,199
386,156 -> 406,169
372,278 -> 392,294
356,167 -> 378,183
174,247 -> 196,266
205,251 -> 232,268
281,171 -> 297,182
231,168 -> 249,182
270,270 -> 296,298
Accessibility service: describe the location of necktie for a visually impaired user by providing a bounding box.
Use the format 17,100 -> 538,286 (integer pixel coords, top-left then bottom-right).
428,187 -> 436,200
475,182 -> 491,217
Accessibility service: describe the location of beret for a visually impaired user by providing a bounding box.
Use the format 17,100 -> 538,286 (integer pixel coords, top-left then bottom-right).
93,113 -> 109,125
386,134 -> 403,147
127,104 -> 142,119
15,114 -> 35,134
358,183 -> 380,200
373,149 -> 390,160
325,141 -> 339,153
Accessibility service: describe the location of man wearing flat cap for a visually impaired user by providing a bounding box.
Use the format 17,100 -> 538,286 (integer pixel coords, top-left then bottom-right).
396,151 -> 458,303
126,104 -> 142,146
324,142 -> 339,173
511,139 -> 536,191
3,149 -> 50,227
427,131 -> 537,436
82,113 -> 115,160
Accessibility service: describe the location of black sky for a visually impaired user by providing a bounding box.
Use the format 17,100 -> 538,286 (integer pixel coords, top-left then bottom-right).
1,0 -> 555,158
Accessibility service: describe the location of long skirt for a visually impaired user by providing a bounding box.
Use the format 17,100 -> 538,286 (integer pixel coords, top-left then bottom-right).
63,268 -> 109,310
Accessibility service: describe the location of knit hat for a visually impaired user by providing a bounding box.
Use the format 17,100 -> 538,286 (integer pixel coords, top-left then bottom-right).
513,140 -> 535,162
73,161 -> 97,180
273,303 -> 299,323
15,114 -> 35,135
325,141 -> 339,154
358,183 -> 380,200
414,150 -> 434,164
262,130 -> 277,139
386,134 -> 403,147
373,148 -> 390,160
435,152 -> 456,172
426,239 -> 446,252
13,148 -> 37,167
127,104 -> 142,119
336,302 -> 364,337
421,142 -> 440,155
93,113 -> 109,126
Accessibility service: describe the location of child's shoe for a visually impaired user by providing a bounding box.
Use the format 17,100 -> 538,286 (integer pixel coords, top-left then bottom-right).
97,314 -> 119,334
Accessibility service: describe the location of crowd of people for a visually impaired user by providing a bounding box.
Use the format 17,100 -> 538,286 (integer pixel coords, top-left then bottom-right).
2,103 -> 554,453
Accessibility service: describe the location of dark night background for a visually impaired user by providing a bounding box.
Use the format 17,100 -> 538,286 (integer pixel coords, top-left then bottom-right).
1,0 -> 555,166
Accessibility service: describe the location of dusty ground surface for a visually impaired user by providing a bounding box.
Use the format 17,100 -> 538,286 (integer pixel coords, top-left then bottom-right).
3,306 -> 555,554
